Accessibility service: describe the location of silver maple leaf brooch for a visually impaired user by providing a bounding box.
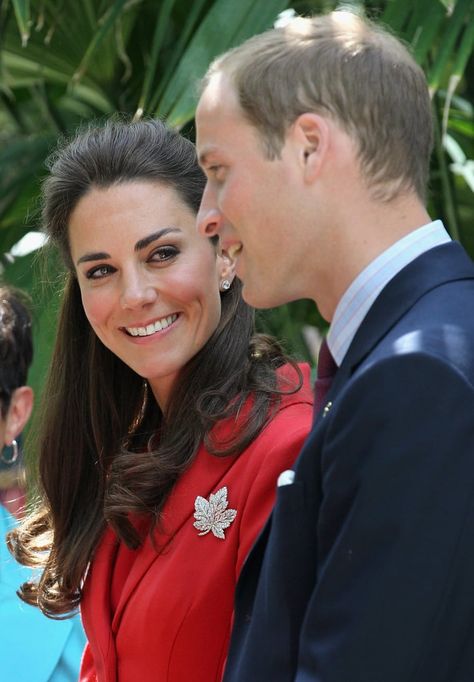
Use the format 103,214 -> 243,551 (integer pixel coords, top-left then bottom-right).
193,486 -> 237,539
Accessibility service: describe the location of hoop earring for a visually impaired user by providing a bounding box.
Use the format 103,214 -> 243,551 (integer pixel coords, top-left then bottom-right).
220,279 -> 231,292
1,439 -> 19,465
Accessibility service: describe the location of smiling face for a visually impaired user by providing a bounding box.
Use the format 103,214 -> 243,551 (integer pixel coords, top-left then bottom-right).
196,73 -> 314,310
69,181 -> 229,409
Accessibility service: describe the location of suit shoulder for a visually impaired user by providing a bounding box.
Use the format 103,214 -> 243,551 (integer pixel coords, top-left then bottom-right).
374,322 -> 474,383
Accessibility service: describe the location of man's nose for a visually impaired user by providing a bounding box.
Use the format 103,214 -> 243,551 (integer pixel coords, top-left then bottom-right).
197,185 -> 224,238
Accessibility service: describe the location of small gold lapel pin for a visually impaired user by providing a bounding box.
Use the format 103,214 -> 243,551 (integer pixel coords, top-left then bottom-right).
322,401 -> 333,418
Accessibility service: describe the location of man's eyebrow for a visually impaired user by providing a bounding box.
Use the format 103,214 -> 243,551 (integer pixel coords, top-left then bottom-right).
135,228 -> 181,252
76,228 -> 182,265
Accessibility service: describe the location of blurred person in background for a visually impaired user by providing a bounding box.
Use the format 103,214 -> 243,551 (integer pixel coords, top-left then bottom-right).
0,284 -> 86,681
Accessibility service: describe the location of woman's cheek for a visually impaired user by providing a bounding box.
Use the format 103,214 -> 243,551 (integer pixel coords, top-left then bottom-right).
80,289 -> 109,327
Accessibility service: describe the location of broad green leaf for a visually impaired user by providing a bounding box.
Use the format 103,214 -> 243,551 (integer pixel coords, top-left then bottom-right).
156,0 -> 289,126
148,0 -> 208,114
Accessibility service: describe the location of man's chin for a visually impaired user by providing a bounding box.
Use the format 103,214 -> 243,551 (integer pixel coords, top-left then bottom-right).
241,280 -> 288,310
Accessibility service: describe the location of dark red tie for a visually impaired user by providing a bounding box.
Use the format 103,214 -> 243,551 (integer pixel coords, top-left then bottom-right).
313,338 -> 338,418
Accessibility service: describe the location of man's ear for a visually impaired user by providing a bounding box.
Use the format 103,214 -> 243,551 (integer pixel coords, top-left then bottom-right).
4,386 -> 34,446
292,113 -> 330,184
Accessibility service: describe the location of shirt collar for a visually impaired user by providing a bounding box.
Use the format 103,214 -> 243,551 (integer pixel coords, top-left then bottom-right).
327,220 -> 451,366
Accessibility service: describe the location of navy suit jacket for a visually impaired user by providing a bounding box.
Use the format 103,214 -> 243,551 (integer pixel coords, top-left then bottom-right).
224,241 -> 474,682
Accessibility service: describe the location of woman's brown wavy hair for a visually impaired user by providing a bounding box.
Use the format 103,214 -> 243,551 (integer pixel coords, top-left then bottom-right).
8,118 -> 301,617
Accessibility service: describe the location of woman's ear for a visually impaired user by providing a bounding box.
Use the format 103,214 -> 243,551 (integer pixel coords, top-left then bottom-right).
217,248 -> 236,290
3,386 -> 34,446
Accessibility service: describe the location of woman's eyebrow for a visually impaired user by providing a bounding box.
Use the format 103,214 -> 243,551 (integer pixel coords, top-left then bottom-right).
134,227 -> 181,252
76,251 -> 110,265
76,228 -> 182,265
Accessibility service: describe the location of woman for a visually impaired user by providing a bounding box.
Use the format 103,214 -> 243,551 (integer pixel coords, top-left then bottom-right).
9,119 -> 313,681
0,285 -> 85,681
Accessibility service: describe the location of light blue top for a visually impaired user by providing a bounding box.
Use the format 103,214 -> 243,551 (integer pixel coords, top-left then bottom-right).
327,220 -> 451,365
0,505 -> 86,681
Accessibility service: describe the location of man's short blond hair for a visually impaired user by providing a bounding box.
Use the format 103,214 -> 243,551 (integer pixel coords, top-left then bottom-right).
203,11 -> 433,202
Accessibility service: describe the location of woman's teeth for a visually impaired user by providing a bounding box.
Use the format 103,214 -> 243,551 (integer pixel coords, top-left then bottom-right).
126,314 -> 178,337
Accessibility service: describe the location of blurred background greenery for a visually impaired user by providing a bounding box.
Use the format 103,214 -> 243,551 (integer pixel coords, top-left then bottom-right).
0,0 -> 473,418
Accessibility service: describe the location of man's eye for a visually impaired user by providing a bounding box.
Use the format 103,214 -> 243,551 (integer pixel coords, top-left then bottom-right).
208,165 -> 224,178
86,264 -> 115,279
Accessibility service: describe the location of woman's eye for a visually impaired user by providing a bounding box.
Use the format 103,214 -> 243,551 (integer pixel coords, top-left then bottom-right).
86,264 -> 115,280
150,246 -> 179,263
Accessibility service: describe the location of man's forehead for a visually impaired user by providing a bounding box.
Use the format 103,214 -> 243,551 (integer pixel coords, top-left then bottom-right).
196,73 -> 243,160
198,70 -> 236,110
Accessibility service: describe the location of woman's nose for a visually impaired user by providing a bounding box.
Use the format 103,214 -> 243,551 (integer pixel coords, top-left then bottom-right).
120,272 -> 157,309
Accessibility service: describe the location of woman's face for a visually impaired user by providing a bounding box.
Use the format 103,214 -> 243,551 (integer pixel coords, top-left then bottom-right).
69,181 -> 230,409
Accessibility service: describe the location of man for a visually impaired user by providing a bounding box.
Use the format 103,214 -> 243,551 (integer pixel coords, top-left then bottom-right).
195,10 -> 474,682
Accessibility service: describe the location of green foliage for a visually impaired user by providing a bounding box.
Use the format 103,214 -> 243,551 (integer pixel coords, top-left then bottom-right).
0,0 -> 473,399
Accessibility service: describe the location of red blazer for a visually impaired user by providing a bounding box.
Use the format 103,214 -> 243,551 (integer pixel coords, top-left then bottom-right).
80,364 -> 313,682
